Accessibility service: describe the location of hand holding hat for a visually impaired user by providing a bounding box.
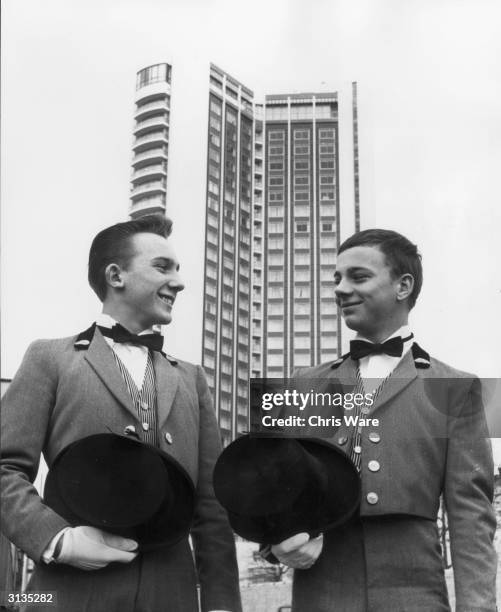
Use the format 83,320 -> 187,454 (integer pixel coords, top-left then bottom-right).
57,526 -> 138,571
271,532 -> 324,569
44,434 -> 196,552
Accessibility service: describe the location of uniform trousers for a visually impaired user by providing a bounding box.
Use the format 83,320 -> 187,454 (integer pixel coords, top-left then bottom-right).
23,538 -> 199,612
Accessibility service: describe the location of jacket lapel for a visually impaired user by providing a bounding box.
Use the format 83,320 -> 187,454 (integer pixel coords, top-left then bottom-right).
84,329 -> 138,420
152,351 -> 179,427
370,349 -> 417,414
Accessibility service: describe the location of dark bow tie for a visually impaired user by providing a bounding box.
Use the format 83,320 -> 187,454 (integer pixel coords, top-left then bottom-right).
350,334 -> 414,361
98,324 -> 164,352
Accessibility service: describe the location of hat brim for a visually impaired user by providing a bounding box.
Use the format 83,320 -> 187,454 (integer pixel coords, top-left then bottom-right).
214,435 -> 360,544
44,434 -> 195,551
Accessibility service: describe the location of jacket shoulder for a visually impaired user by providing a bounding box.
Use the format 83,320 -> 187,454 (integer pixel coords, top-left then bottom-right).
29,335 -> 78,351
165,355 -> 207,383
292,360 -> 341,378
426,355 -> 476,379
21,335 -> 78,364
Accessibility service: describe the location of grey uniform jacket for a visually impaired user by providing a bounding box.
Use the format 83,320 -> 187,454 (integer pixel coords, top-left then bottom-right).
290,347 -> 496,612
0,327 -> 242,612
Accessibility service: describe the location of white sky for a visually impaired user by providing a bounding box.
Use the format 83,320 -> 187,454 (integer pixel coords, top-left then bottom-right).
2,0 -> 501,453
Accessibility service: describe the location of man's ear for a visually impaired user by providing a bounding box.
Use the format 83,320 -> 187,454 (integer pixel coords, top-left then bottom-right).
396,273 -> 414,303
104,263 -> 125,291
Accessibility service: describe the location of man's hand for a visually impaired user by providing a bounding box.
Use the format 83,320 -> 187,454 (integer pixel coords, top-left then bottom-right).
57,526 -> 138,571
270,532 -> 323,569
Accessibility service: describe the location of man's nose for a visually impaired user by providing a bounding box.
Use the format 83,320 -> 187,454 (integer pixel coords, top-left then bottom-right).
168,272 -> 185,293
334,277 -> 352,299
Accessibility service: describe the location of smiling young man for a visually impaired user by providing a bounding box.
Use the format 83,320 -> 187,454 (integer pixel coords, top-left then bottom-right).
268,229 -> 496,611
1,215 -> 241,612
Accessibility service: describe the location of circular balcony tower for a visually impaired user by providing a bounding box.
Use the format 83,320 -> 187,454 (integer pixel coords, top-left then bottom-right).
130,63 -> 171,219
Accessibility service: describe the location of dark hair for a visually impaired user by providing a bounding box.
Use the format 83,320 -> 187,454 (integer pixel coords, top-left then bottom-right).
88,214 -> 172,301
338,229 -> 423,309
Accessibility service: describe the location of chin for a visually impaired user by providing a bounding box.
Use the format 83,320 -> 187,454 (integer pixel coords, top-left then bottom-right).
146,312 -> 172,327
343,315 -> 361,332
159,313 -> 173,325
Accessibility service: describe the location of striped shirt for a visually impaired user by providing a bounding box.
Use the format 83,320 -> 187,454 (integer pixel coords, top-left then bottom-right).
113,351 -> 159,447
349,367 -> 391,471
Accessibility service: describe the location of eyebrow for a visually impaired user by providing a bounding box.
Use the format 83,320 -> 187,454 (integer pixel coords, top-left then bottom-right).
334,266 -> 372,277
151,256 -> 180,271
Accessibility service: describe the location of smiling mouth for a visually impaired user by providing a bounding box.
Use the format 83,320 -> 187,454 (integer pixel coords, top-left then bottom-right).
159,294 -> 175,307
340,302 -> 362,309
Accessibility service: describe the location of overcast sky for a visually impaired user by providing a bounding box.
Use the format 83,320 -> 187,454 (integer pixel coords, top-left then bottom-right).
2,0 -> 501,451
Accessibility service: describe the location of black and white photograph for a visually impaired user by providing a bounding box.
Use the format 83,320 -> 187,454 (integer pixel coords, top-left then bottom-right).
1,1 -> 501,610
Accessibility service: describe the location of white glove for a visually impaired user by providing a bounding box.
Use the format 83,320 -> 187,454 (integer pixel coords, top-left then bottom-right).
57,526 -> 138,571
271,532 -> 323,569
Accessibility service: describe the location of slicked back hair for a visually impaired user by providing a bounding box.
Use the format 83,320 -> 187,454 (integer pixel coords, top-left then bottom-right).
338,229 -> 423,309
88,214 -> 173,301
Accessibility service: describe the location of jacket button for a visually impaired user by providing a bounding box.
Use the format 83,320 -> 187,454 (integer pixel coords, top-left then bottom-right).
124,425 -> 136,435
338,436 -> 348,445
142,422 -> 150,431
353,445 -> 361,454
367,492 -> 379,505
361,407 -> 370,415
140,401 -> 149,410
368,460 -> 380,472
165,432 -> 173,444
368,432 -> 380,443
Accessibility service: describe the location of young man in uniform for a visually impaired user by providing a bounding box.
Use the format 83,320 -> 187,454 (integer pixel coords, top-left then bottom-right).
1,214 -> 241,612
269,229 -> 496,611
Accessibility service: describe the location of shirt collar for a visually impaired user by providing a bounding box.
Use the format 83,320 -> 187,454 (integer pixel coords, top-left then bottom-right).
96,313 -> 155,336
356,324 -> 413,345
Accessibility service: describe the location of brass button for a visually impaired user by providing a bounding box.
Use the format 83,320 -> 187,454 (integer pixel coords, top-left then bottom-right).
140,401 -> 149,410
165,432 -> 173,444
368,460 -> 380,472
338,436 -> 348,446
368,432 -> 381,443
367,492 -> 379,505
124,425 -> 136,435
353,445 -> 361,454
142,422 -> 150,432
361,407 -> 370,415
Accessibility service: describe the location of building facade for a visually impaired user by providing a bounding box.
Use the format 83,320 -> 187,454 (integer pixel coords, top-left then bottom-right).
201,64 -> 254,446
352,82 -> 360,233
130,63 -> 172,219
202,66 -> 359,442
128,63 -> 358,443
260,93 -> 340,377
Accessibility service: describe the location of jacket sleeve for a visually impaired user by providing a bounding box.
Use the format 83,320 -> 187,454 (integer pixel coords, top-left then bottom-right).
190,365 -> 242,612
0,341 -> 70,562
443,376 -> 497,611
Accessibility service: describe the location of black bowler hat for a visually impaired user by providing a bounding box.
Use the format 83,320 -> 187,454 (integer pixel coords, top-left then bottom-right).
213,436 -> 360,544
44,433 -> 195,551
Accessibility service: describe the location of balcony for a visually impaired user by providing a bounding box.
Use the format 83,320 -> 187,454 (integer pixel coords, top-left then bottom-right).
133,130 -> 169,152
134,114 -> 169,136
130,180 -> 166,200
132,147 -> 168,167
131,164 -> 167,183
134,98 -> 169,120
129,198 -> 166,218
